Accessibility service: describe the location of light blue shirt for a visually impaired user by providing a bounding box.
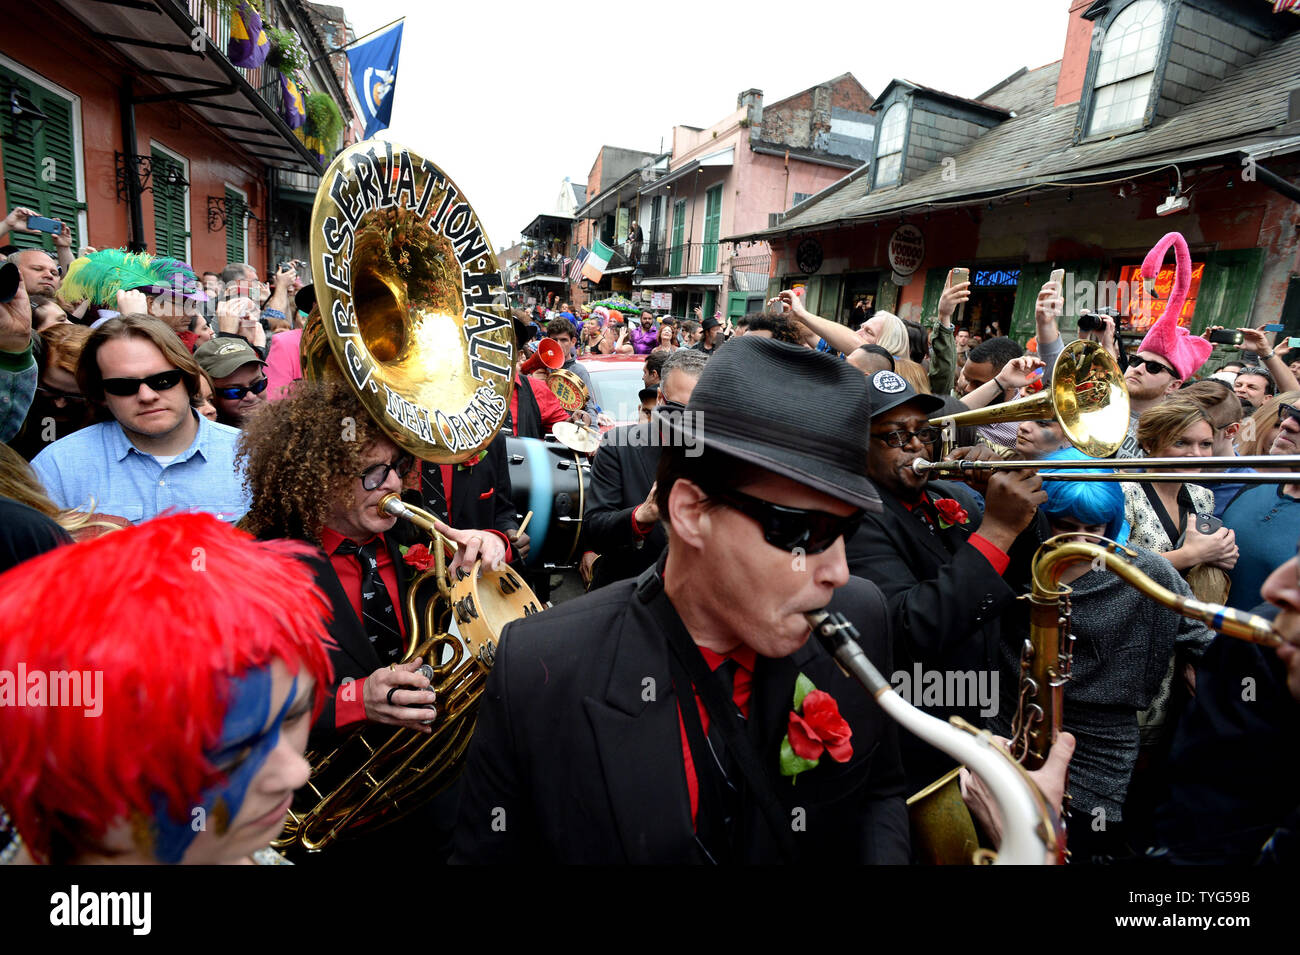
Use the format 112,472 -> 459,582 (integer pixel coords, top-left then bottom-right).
31,412 -> 249,524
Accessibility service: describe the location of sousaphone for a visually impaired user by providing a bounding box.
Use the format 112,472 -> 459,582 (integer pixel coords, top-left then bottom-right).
279,141 -> 539,850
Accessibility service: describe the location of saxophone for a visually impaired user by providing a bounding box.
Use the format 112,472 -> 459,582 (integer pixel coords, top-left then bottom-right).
900,535 -> 1281,864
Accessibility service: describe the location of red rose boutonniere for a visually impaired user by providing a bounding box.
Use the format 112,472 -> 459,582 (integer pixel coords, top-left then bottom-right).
932,497 -> 970,530
401,543 -> 435,571
456,450 -> 486,471
779,673 -> 853,782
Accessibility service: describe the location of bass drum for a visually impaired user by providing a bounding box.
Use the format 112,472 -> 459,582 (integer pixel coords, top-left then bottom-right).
505,436 -> 589,569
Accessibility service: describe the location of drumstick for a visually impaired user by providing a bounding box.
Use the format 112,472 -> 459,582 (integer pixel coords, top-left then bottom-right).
516,511 -> 533,537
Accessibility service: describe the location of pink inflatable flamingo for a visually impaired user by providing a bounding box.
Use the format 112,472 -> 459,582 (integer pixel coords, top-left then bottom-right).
1136,231 -> 1210,380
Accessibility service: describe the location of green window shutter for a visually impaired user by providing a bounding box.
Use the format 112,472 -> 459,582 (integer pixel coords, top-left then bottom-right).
1193,248 -> 1264,335
224,187 -> 246,264
701,290 -> 716,323
818,274 -> 843,324
1008,263 -> 1054,343
919,267 -> 949,326
701,185 -> 721,272
150,148 -> 188,259
0,63 -> 82,252
670,200 -> 685,276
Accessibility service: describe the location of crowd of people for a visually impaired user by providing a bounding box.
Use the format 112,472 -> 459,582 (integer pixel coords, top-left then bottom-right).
0,213 -> 1297,868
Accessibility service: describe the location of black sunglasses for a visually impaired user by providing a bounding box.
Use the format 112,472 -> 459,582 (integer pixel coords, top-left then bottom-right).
215,377 -> 269,401
361,454 -> 414,491
1135,358 -> 1176,377
101,370 -> 184,397
872,426 -> 943,449
710,488 -> 862,555
1277,403 -> 1300,428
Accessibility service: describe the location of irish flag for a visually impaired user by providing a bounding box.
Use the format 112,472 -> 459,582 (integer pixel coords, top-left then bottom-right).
581,239 -> 613,283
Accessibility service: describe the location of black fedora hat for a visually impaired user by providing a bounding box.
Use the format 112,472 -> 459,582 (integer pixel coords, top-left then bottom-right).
658,336 -> 880,512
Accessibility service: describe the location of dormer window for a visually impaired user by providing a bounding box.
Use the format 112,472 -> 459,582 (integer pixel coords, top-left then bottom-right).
874,103 -> 907,186
1087,0 -> 1165,135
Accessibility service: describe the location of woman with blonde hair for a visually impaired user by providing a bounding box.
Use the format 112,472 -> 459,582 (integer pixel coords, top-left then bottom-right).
1237,390 -> 1300,457
857,310 -> 909,360
1121,397 -> 1228,762
893,357 -> 931,395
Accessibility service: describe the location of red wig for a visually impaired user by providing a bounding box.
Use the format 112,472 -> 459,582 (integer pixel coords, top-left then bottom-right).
0,513 -> 334,862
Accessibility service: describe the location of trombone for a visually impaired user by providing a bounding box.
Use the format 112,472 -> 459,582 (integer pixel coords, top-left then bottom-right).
914,455 -> 1300,483
924,339 -> 1300,482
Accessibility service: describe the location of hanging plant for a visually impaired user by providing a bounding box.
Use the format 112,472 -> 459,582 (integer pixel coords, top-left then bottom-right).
304,92 -> 345,152
265,26 -> 309,76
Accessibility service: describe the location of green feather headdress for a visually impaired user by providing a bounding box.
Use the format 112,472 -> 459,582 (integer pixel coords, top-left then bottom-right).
61,249 -> 202,307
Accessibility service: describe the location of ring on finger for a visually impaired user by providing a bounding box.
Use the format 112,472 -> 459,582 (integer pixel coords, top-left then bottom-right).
387,686 -> 401,706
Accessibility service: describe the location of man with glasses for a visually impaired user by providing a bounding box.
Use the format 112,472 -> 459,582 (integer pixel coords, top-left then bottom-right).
456,337 -> 909,863
1221,400 -> 1300,611
30,314 -> 247,523
584,348 -> 706,590
1117,308 -> 1213,459
194,337 -> 268,428
846,370 -> 1046,791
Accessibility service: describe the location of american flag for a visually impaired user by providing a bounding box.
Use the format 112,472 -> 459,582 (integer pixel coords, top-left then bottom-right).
568,247 -> 589,283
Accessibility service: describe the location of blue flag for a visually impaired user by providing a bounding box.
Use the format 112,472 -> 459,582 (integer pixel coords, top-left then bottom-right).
347,22 -> 403,138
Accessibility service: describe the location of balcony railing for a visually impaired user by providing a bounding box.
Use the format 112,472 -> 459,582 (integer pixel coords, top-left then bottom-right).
519,256 -> 565,279
187,0 -> 344,163
635,241 -> 725,279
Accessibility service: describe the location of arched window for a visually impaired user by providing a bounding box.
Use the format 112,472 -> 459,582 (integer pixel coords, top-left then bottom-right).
1088,0 -> 1166,135
874,103 -> 908,187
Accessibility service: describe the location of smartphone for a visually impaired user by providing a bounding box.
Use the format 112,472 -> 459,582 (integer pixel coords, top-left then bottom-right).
1289,337 -> 1300,348
1208,328 -> 1244,345
1195,514 -> 1223,535
948,268 -> 970,328
1049,267 -> 1065,289
1262,323 -> 1284,332
26,215 -> 62,234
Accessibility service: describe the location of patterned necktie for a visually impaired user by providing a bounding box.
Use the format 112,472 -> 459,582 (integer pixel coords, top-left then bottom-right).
334,538 -> 404,662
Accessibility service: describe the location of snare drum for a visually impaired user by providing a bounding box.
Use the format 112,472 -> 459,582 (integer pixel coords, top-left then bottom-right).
505,436 -> 588,568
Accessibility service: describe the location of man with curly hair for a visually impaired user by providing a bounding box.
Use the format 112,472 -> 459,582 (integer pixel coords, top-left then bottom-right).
238,379 -> 510,742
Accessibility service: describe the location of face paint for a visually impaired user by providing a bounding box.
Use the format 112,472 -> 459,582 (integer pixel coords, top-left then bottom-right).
150,668 -> 297,863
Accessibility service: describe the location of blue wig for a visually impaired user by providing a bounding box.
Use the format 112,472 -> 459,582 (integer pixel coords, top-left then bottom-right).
1039,448 -> 1130,544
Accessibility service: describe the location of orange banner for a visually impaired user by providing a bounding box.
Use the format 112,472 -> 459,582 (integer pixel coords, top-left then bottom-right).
1117,261 -> 1204,331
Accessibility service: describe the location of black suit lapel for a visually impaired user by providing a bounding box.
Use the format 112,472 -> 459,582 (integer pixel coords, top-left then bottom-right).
307,550 -> 384,676
881,494 -> 952,566
581,579 -> 700,864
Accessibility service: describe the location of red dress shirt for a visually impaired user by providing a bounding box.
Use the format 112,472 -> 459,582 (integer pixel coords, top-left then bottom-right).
321,527 -> 409,729
512,375 -> 569,435
675,643 -> 756,829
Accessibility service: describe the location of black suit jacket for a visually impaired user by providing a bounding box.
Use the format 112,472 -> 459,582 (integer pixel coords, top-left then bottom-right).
301,535 -> 418,744
583,422 -> 667,587
404,433 -> 518,543
845,481 -> 1043,791
452,566 -> 910,864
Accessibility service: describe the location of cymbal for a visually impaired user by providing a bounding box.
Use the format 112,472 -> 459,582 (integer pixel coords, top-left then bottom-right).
552,421 -> 601,454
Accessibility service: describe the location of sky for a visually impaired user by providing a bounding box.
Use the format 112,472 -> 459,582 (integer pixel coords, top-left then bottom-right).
341,0 -> 1071,252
